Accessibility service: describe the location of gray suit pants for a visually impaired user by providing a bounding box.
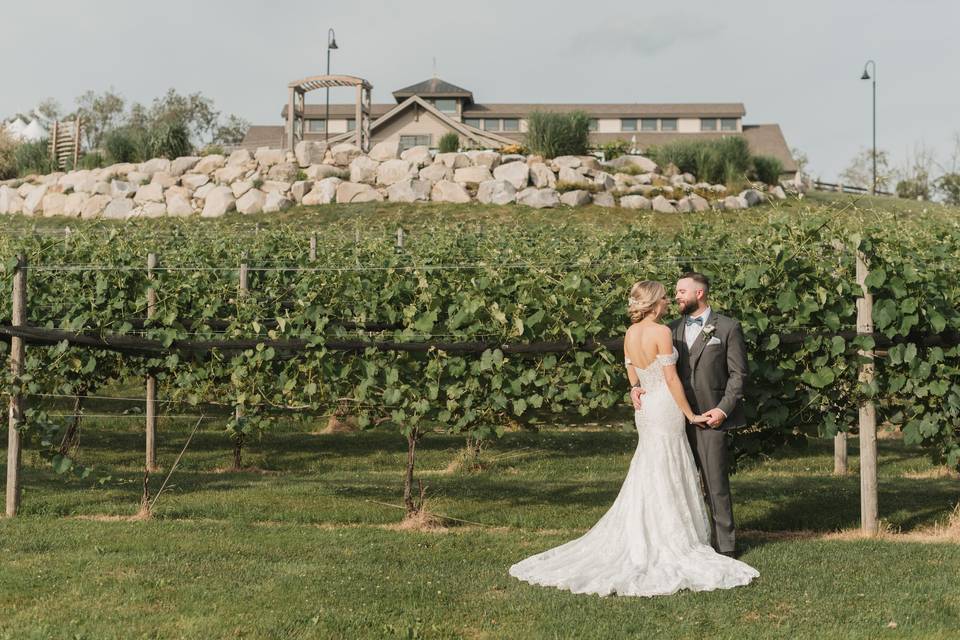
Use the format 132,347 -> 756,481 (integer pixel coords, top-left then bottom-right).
685,423 -> 736,553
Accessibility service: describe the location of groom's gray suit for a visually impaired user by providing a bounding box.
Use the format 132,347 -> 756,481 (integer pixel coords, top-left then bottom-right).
670,309 -> 748,554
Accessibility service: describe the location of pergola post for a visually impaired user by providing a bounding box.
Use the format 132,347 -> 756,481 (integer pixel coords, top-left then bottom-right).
286,86 -> 296,150
355,84 -> 363,149
286,75 -> 373,153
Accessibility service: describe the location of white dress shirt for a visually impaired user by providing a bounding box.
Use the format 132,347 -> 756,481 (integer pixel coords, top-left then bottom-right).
684,306 -> 711,349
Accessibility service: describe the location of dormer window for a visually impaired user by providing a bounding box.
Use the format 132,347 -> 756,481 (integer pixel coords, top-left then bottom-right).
433,99 -> 458,114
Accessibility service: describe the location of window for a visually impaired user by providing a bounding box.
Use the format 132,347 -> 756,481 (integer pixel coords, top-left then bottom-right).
434,98 -> 458,114
346,119 -> 356,131
399,134 -> 431,151
721,118 -> 738,131
484,119 -> 501,131
464,118 -> 481,128
621,118 -> 637,132
660,118 -> 678,132
503,118 -> 520,132
307,119 -> 326,133
700,118 -> 718,131
588,118 -> 598,132
641,118 -> 658,132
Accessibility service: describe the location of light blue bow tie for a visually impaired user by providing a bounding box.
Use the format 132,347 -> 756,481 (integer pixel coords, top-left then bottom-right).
685,316 -> 704,327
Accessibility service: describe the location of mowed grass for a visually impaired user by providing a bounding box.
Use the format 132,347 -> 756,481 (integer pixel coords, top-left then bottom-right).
1,414 -> 958,640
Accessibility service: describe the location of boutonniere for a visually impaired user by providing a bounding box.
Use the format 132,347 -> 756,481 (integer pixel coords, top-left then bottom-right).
702,324 -> 716,335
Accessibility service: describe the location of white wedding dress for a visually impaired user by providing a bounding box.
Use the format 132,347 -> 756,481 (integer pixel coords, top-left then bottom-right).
509,347 -> 759,597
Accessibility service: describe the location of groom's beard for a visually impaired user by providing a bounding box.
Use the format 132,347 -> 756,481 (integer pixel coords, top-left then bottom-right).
678,300 -> 698,315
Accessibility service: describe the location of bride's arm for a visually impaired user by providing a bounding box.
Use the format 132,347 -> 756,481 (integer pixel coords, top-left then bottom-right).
654,327 -> 701,423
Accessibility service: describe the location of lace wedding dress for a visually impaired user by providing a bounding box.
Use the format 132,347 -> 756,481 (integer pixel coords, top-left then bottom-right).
508,347 -> 759,597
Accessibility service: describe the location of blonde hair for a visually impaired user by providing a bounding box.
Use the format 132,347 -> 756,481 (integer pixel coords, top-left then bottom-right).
628,280 -> 665,323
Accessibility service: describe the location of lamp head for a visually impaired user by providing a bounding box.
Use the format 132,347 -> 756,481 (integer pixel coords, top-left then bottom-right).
329,37 -> 338,50
860,69 -> 871,80
328,29 -> 338,49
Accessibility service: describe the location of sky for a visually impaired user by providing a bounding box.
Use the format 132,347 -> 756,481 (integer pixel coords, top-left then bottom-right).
3,0 -> 959,181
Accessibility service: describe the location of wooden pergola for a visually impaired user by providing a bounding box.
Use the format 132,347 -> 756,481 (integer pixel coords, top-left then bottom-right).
285,74 -> 372,152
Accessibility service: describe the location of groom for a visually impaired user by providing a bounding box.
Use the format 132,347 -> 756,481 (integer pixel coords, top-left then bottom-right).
632,272 -> 748,557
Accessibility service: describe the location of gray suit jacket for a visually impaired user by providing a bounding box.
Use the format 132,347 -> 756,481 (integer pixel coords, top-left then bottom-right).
670,312 -> 749,430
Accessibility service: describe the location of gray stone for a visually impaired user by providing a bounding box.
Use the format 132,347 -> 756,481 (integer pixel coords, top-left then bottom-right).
150,171 -> 177,188
492,161 -> 529,190
620,195 -> 652,210
465,150 -> 500,169
227,149 -> 253,166
232,179 -> 254,199
214,165 -> 246,184
723,195 -> 746,210
110,180 -> 136,199
80,194 -> 111,219
267,162 -> 299,182
608,155 -> 658,173
349,156 -> 380,185
770,185 -> 787,200
593,171 -> 615,191
138,202 -> 167,218
579,156 -> 601,171
529,162 -> 557,188
652,195 -> 677,213
170,156 -> 200,177
193,182 -> 217,200
302,178 -> 342,205
0,186 -> 24,214
134,183 -> 164,204
477,179 -> 516,205
139,158 -> 170,176
291,180 -> 314,203
254,148 -> 285,167
516,187 -> 560,208
22,184 -> 48,214
294,141 -> 325,167
369,140 -> 401,162
430,180 -> 471,203
201,186 -> 236,217
400,145 -> 433,168
193,154 -> 226,174
560,189 -> 592,207
336,181 -> 383,203
387,179 -> 432,203
261,180 -> 292,194
63,192 -> 86,217
263,191 -> 293,213
418,164 -> 453,183
376,159 -> 416,186
181,174 -> 210,191
330,143 -> 362,167
435,152 -> 471,169
305,164 -> 342,180
453,165 -> 493,188
165,191 -> 194,217
551,155 -> 581,171
593,192 -> 616,207
740,189 -> 763,207
41,192 -> 67,217
103,198 -> 135,219
676,197 -> 693,213
688,193 -> 710,212
558,166 -> 588,184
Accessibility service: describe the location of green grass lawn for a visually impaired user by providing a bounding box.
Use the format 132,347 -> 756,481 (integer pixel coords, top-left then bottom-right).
1,412 -> 958,639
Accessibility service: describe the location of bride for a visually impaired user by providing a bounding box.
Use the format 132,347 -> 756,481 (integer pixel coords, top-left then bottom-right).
509,280 -> 759,597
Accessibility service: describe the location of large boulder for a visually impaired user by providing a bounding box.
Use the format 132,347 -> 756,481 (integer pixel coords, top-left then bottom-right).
41,192 -> 68,217
579,156 -> 601,171
740,189 -> 764,207
150,171 -> 177,189
558,166 -> 588,184
138,202 -> 167,218
723,195 -> 746,210
419,163 -> 453,183
193,154 -> 226,175
400,145 -> 433,168
687,193 -> 710,212
169,156 -> 200,177
139,158 -> 170,176
165,191 -> 194,217
560,189 -> 592,207
387,179 -> 432,203
492,161 -> 529,190
430,180 -> 471,203
294,141 -> 325,167
80,194 -> 112,219
133,183 -> 165,204
254,147 -> 285,167
22,185 -> 48,215
214,165 -> 246,185
263,191 -> 293,213
453,165 -> 493,188
302,177 -> 341,205
102,198 -> 135,219
477,179 -> 516,205
110,180 -> 136,199
529,162 -> 557,188
330,143 -> 362,167
466,150 -> 500,169
377,159 -> 416,186
368,140 -> 400,162
620,195 -> 652,210
593,192 -> 616,207
260,180 -> 292,194
652,195 -> 677,213
0,186 -> 24,214
181,174 -> 210,191
291,180 -> 314,203
193,182 -> 217,200
769,185 -> 787,200
231,178 -> 255,198
336,181 -> 383,203
227,149 -> 253,166
267,162 -> 299,182
551,156 -> 581,171
516,187 -> 560,208
435,152 -> 471,169
593,171 -> 615,191
236,189 -> 266,214
349,156 -> 380,185
201,186 -> 236,217
305,164 -> 342,180
608,155 -> 658,173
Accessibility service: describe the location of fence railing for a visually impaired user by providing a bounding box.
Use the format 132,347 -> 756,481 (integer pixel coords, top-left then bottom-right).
813,179 -> 894,197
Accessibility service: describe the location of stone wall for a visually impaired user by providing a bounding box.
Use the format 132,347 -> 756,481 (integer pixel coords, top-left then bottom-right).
0,140 -> 788,219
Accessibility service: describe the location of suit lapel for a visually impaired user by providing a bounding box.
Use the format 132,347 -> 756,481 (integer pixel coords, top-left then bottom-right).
689,313 -> 720,372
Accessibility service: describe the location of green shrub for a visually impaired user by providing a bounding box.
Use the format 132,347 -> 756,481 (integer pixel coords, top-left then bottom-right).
896,177 -> 931,200
200,144 -> 225,157
252,177 -> 264,190
0,129 -> 18,180
524,110 -> 590,158
77,152 -> 106,170
146,121 -> 192,159
647,137 -> 752,185
296,169 -> 308,182
438,132 -> 460,153
104,128 -> 139,164
598,139 -> 630,161
555,180 -> 601,194
751,155 -> 783,186
14,139 -> 57,176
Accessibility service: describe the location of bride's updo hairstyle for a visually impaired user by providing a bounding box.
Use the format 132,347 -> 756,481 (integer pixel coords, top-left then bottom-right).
628,280 -> 665,323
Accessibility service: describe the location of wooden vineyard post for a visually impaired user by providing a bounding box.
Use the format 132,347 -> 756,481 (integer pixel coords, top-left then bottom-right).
309,232 -> 317,262
6,255 -> 27,517
856,248 -> 879,535
233,259 -> 249,469
145,252 -> 158,471
831,239 -> 848,475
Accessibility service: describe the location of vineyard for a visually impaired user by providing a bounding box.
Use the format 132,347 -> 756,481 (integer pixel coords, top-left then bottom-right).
1,197 -> 958,518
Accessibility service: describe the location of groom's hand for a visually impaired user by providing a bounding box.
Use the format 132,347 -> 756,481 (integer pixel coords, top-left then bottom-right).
630,386 -> 645,410
702,408 -> 726,428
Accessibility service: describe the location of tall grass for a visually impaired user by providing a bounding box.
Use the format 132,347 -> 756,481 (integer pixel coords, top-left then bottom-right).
103,121 -> 193,164
524,110 -> 590,158
13,139 -> 58,176
751,155 -> 784,186
438,132 -> 460,154
647,137 -> 752,185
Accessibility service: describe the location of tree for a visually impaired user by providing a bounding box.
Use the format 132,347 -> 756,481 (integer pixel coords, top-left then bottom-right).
212,114 -> 251,145
75,89 -> 126,150
146,88 -> 220,144
935,173 -> 960,205
895,142 -> 936,201
790,147 -> 809,177
839,148 -> 892,191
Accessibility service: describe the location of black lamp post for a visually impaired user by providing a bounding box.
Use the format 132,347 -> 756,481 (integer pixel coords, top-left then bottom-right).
860,60 -> 877,194
325,28 -> 338,149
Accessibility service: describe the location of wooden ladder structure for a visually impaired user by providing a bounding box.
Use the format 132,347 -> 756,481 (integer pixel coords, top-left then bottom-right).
49,117 -> 83,170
